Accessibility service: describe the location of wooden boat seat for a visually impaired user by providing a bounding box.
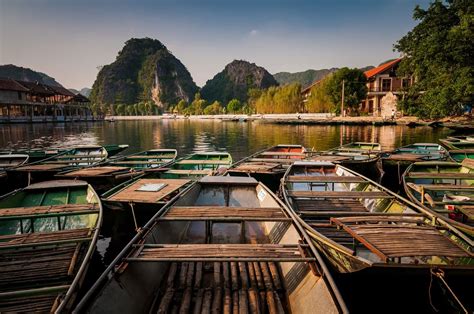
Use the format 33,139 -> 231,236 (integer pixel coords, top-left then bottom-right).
461,158 -> 474,168
125,244 -> 314,262
385,154 -> 428,161
123,155 -> 176,159
288,190 -> 393,199
248,158 -> 295,164
309,155 -> 352,162
0,228 -> 92,248
56,154 -> 107,159
165,169 -> 213,175
330,216 -> 471,262
407,172 -> 474,179
259,152 -> 306,156
158,206 -> 291,221
458,206 -> 474,220
111,161 -> 167,165
14,164 -> 69,171
175,160 -> 230,165
58,166 -> 129,177
295,199 -> 368,212
106,179 -> 190,203
0,204 -> 99,220
230,162 -> 282,172
286,175 -> 366,183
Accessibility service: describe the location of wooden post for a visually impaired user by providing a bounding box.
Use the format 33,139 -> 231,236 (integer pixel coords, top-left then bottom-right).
341,79 -> 345,117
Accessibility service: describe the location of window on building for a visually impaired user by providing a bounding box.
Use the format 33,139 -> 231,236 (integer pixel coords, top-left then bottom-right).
381,79 -> 391,92
402,78 -> 410,89
17,92 -> 22,100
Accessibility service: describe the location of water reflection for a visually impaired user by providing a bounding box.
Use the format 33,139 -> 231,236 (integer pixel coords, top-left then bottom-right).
0,120 -> 454,159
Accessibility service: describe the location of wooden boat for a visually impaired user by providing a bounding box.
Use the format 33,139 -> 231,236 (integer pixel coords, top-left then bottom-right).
381,143 -> 448,191
440,136 -> 474,150
74,176 -> 347,313
0,154 -> 29,187
5,146 -> 108,193
0,144 -> 127,163
226,144 -> 306,192
449,149 -> 474,162
308,142 -> 382,181
403,159 -> 474,237
0,180 -> 103,313
281,161 -> 473,311
53,149 -> 178,194
161,151 -> 232,179
107,149 -> 177,170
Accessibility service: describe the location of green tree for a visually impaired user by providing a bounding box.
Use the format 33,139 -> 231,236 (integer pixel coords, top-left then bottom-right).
227,99 -> 243,113
175,100 -> 188,114
185,93 -> 208,115
203,101 -> 223,115
325,68 -> 367,114
394,0 -> 473,118
305,75 -> 336,113
254,83 -> 302,114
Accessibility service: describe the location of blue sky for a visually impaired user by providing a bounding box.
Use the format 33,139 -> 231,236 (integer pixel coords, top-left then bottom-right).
0,0 -> 430,89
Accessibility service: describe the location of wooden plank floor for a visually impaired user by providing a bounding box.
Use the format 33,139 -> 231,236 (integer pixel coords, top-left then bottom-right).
107,179 -> 190,203
286,175 -> 366,183
295,199 -> 367,212
288,190 -> 392,199
164,206 -> 288,220
330,216 -> 471,261
59,166 -> 128,177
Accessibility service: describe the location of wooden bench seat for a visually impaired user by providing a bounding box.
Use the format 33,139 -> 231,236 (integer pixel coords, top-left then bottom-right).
106,179 -> 190,203
125,244 -> 314,262
0,228 -> 92,249
58,166 -> 129,177
175,160 -> 229,165
286,175 -> 366,183
408,172 -> 474,179
288,190 -> 392,199
259,152 -> 305,156
165,169 -> 212,175
248,158 -> 295,164
159,206 -> 291,221
0,204 -> 98,220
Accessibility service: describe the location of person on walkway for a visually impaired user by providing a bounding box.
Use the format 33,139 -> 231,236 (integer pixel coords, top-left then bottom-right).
391,108 -> 396,120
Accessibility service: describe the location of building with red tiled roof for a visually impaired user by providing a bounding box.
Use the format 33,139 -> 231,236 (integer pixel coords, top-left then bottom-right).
361,58 -> 412,117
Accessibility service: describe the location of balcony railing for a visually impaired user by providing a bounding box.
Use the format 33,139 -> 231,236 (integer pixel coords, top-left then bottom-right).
367,87 -> 408,93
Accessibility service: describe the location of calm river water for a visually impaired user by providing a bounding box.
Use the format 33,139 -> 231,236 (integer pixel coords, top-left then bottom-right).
0,120 -> 456,159
0,120 -> 468,312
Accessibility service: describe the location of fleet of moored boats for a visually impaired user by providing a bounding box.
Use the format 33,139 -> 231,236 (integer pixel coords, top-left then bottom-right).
0,136 -> 473,313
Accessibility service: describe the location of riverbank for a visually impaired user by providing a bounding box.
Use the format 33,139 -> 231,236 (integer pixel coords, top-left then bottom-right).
105,114 -> 473,128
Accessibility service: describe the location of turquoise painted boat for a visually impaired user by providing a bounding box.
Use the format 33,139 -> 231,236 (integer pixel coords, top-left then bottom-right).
161,151 -> 233,179
54,149 -> 178,193
449,149 -> 474,162
381,143 -> 448,191
308,142 -> 382,181
440,137 -> 474,150
0,144 -> 127,163
5,146 -> 108,193
403,159 -> 474,237
0,180 -> 103,312
107,149 -> 177,170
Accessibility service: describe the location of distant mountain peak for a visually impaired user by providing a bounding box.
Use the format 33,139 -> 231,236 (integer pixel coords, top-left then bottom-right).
201,60 -> 278,104
0,64 -> 63,87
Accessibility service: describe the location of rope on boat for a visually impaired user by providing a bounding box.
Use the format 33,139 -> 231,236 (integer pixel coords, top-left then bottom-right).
129,202 -> 139,231
429,268 -> 468,314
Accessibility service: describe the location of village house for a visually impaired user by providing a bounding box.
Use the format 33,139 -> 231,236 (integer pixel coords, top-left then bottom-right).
0,79 -> 95,123
361,58 -> 412,117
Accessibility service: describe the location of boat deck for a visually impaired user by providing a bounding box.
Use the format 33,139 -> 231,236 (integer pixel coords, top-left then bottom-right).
58,166 -> 129,177
330,215 -> 471,262
106,179 -> 190,204
0,228 -> 92,312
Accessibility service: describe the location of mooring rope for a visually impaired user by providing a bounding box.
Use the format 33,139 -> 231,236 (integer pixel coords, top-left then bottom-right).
429,268 -> 468,314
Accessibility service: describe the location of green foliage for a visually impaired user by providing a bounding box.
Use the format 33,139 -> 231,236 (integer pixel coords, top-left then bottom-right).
325,68 -> 367,113
305,75 -> 336,113
174,100 -> 188,114
252,83 -> 303,114
203,101 -> 223,115
226,99 -> 243,113
394,0 -> 473,118
184,93 -> 208,115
